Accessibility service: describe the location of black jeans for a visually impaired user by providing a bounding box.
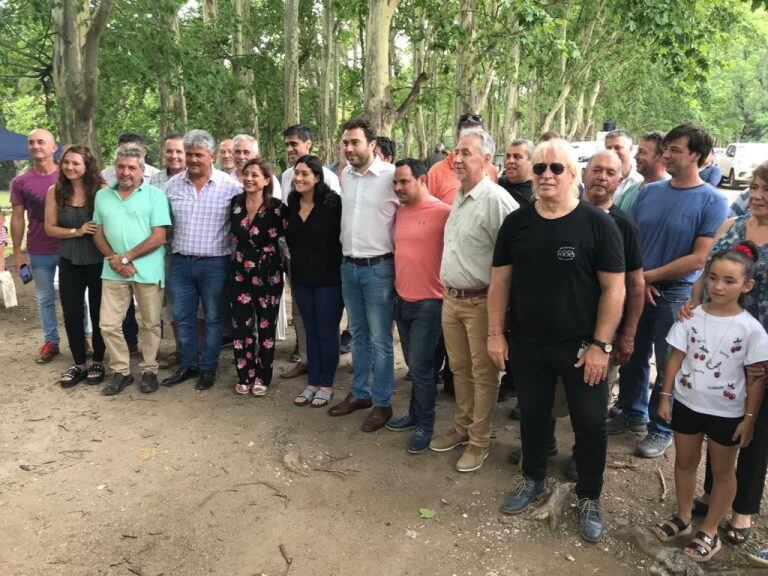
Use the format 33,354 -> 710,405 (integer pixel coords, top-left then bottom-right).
511,338 -> 608,500
703,388 -> 768,515
58,257 -> 105,365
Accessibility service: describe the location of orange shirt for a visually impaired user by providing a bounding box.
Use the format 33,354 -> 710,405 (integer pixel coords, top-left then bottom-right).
427,151 -> 499,205
393,195 -> 451,302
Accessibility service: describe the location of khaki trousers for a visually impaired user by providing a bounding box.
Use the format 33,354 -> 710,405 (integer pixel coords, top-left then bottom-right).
101,279 -> 163,375
442,294 -> 500,448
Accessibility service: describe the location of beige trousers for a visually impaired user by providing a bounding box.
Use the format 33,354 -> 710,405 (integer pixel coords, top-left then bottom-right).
100,279 -> 163,375
442,294 -> 500,448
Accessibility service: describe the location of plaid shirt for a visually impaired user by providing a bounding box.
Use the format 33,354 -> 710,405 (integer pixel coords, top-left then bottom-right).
165,167 -> 242,257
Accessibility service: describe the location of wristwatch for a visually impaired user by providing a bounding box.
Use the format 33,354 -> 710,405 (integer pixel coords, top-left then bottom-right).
70,228 -> 77,235
592,339 -> 613,354
120,256 -> 131,265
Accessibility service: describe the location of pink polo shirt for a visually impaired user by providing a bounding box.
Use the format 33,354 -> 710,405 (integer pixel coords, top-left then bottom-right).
394,194 -> 451,302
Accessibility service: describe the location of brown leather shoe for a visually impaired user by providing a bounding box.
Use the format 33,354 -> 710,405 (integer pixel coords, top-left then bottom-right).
361,405 -> 393,433
280,362 -> 308,379
327,393 -> 373,417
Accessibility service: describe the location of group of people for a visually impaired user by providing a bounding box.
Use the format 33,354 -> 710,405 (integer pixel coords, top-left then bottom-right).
6,115 -> 768,563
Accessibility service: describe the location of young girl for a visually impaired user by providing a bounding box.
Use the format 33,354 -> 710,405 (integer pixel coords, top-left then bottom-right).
653,241 -> 768,562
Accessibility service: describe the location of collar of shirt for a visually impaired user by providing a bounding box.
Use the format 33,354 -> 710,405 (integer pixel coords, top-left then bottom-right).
458,175 -> 492,203
346,154 -> 388,178
110,182 -> 146,198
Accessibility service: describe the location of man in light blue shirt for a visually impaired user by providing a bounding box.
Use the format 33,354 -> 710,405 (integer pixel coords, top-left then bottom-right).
93,146 -> 171,396
610,124 -> 728,458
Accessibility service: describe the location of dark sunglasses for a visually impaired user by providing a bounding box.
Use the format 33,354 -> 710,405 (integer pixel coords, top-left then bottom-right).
458,113 -> 484,124
533,162 -> 565,176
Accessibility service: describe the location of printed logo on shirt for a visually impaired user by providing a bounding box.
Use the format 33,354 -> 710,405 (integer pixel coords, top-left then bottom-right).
557,242 -> 576,262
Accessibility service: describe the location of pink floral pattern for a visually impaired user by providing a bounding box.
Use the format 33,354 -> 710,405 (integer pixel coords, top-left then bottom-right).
228,196 -> 288,388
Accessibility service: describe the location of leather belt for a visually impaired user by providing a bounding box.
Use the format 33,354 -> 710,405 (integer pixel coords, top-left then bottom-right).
445,286 -> 488,299
343,253 -> 394,267
174,253 -> 224,260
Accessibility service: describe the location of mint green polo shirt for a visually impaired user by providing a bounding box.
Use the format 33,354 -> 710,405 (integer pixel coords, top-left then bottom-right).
93,184 -> 172,286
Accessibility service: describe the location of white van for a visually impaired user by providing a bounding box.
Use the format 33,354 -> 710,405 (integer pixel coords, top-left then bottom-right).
716,143 -> 768,188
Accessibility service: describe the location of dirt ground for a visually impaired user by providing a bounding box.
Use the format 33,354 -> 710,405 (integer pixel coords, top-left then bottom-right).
1,267 -> 767,576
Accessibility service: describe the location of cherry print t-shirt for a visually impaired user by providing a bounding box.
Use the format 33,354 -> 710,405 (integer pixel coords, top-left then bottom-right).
667,307 -> 768,417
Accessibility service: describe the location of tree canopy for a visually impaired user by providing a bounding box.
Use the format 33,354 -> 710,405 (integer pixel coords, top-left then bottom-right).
1,0 -> 767,165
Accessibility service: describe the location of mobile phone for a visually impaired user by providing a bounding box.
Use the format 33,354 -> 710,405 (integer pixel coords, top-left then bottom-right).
19,263 -> 33,284
576,341 -> 589,360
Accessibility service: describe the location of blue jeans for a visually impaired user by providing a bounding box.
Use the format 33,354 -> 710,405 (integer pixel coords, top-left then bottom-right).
341,258 -> 395,406
618,283 -> 691,436
394,296 -> 443,432
293,282 -> 344,387
28,253 -> 60,344
170,254 -> 229,371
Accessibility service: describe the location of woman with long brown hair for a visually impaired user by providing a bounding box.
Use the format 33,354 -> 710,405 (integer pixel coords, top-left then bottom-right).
44,145 -> 108,387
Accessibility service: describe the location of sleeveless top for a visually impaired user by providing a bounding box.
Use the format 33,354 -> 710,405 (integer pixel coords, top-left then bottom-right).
57,205 -> 103,265
709,215 -> 768,330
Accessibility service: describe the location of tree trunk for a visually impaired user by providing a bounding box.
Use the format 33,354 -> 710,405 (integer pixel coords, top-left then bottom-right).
284,0 -> 300,126
202,0 -> 218,24
501,42 -> 521,145
578,78 -> 601,140
363,0 -> 426,136
540,82 -> 572,134
51,0 -> 114,155
316,0 -> 338,162
526,77 -> 538,139
566,88 -> 585,141
364,0 -> 400,136
234,0 -> 260,140
154,3 -> 187,143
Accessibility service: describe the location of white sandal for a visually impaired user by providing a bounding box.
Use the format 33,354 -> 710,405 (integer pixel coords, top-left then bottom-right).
252,384 -> 268,396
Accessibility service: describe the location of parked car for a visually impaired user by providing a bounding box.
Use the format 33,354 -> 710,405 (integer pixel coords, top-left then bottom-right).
571,140 -> 601,169
716,143 -> 768,188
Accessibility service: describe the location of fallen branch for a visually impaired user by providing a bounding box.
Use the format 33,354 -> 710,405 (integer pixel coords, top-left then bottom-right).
608,461 -> 640,470
235,481 -> 288,500
527,482 -> 574,528
656,467 -> 667,502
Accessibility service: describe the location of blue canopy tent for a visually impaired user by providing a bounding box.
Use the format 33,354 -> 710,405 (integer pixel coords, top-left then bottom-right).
0,128 -> 31,161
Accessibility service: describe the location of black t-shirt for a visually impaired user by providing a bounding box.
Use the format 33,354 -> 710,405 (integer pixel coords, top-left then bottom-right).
492,201 -> 625,345
607,204 -> 643,272
499,177 -> 534,207
286,192 -> 342,286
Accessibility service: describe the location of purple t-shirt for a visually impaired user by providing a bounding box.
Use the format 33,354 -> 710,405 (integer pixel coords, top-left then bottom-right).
10,169 -> 59,254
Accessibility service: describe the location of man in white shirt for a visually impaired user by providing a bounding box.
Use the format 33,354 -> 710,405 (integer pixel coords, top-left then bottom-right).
327,118 -> 398,433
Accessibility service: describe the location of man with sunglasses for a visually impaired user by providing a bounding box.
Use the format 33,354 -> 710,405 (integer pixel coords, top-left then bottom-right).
488,139 -> 626,542
427,113 -> 499,206
429,127 -> 518,472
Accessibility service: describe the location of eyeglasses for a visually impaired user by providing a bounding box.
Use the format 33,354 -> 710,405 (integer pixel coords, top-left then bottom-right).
533,162 -> 565,176
458,113 -> 484,124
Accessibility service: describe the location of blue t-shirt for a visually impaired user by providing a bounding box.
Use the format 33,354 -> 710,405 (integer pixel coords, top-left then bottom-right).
631,180 -> 728,284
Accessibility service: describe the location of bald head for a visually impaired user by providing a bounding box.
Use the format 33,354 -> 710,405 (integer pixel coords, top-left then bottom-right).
27,128 -> 57,165
583,150 -> 623,206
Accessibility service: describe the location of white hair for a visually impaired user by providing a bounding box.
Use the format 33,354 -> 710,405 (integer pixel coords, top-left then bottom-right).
233,133 -> 259,154
458,127 -> 495,157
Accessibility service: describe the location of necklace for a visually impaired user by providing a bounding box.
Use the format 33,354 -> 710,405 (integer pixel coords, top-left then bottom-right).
696,311 -> 737,375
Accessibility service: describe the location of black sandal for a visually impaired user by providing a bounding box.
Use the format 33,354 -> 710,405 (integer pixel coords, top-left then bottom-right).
59,366 -> 86,388
684,531 -> 721,563
653,515 -> 691,542
86,363 -> 105,384
721,520 -> 751,545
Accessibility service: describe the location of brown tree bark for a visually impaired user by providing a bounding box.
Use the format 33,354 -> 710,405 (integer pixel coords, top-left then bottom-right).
51,0 -> 114,155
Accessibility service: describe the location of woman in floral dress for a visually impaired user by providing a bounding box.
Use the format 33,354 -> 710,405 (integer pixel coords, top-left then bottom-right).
229,159 -> 289,396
